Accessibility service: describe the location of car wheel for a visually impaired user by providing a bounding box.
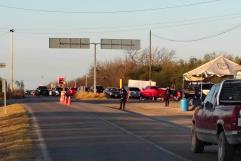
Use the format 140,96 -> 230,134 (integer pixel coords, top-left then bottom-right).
218,131 -> 234,161
191,125 -> 204,153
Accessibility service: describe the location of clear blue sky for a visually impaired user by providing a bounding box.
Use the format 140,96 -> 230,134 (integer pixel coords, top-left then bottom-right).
0,0 -> 241,89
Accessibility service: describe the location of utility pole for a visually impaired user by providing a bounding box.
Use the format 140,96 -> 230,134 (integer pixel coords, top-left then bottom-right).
93,43 -> 97,93
85,75 -> 88,87
149,30 -> 152,86
10,29 -> 14,92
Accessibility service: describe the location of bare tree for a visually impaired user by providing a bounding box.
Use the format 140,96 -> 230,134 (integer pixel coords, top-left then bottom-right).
127,47 -> 175,65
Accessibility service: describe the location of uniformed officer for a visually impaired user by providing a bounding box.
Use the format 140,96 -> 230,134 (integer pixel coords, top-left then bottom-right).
120,88 -> 128,110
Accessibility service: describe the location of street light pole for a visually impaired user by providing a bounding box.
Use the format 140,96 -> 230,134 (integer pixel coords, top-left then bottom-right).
93,43 -> 97,93
10,29 -> 15,92
149,30 -> 152,86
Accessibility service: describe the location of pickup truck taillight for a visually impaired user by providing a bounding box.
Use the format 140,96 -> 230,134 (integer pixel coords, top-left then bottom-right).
231,108 -> 239,129
231,107 -> 241,129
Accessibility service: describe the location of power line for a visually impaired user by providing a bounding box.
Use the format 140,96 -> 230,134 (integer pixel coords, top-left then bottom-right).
0,0 -> 222,14
152,23 -> 241,42
10,14 -> 241,35
2,9 -> 241,33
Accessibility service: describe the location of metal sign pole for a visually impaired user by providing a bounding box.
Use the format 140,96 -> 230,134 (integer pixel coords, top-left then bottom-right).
2,79 -> 7,114
49,38 -> 140,95
4,86 -> 6,114
93,43 -> 97,93
10,29 -> 14,92
149,30 -> 152,86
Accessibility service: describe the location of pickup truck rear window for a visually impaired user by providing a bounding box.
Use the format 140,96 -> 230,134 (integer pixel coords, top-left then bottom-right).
220,81 -> 241,103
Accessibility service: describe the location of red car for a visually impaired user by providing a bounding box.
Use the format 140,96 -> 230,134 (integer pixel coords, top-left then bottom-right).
140,86 -> 162,99
67,88 -> 77,96
191,79 -> 241,161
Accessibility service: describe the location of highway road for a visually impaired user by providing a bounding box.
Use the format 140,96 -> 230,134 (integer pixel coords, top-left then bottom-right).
23,97 -> 241,161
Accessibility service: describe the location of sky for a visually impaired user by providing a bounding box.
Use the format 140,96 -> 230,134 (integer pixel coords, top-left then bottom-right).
0,0 -> 241,89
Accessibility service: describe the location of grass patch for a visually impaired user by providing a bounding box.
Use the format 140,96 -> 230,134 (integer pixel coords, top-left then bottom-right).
0,104 -> 33,161
74,92 -> 107,100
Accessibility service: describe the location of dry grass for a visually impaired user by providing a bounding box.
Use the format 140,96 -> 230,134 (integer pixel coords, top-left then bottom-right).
0,104 -> 33,161
169,101 -> 180,108
74,92 -> 107,100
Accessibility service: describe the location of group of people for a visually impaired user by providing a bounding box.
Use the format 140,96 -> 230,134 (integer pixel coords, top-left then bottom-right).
119,86 -> 172,111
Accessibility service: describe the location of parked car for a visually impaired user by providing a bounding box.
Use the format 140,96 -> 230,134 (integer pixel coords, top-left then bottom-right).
90,85 -> 104,93
104,87 -> 121,98
51,87 -> 63,96
126,87 -> 141,99
191,79 -> 241,161
67,88 -> 77,96
140,86 -> 160,100
35,86 -> 49,96
24,90 -> 32,95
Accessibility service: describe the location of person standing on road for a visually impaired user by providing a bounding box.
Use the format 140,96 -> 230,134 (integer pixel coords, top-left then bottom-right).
164,87 -> 171,107
120,88 -> 128,110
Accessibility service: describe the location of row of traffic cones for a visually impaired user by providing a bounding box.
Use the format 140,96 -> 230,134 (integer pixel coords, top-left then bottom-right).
59,91 -> 71,105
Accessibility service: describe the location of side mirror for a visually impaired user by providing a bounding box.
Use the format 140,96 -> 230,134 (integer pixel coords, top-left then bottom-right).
198,102 -> 204,109
204,101 -> 214,110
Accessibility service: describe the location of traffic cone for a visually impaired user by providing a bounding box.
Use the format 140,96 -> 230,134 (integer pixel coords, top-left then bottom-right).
59,95 -> 63,103
63,95 -> 66,104
65,96 -> 69,105
67,96 -> 71,105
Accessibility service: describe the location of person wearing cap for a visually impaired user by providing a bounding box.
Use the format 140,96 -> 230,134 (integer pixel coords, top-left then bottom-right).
120,87 -> 128,110
164,86 -> 171,107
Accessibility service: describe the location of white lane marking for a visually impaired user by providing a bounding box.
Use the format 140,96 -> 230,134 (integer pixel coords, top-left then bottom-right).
24,104 -> 52,161
71,103 -> 192,161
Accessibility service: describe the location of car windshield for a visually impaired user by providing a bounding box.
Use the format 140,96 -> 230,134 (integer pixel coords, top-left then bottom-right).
38,86 -> 47,90
129,87 -> 140,91
150,86 -> 158,90
110,88 -> 119,92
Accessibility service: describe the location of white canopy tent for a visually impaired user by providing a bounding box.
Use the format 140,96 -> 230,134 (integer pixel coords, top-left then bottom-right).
182,56 -> 239,99
183,56 -> 239,81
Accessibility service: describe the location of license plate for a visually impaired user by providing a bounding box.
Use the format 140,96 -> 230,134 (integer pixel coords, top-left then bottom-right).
238,118 -> 241,126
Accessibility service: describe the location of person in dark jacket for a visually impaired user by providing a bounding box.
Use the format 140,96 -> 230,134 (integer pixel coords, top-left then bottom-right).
120,88 -> 128,110
164,87 -> 171,107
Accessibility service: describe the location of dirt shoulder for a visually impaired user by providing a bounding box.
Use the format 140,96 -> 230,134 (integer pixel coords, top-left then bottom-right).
0,104 -> 33,161
100,100 -> 194,128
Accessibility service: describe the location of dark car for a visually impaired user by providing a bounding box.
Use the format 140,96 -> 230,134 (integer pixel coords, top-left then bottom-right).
51,87 -> 63,96
126,87 -> 140,99
104,87 -> 121,98
191,79 -> 241,161
90,85 -> 104,93
35,86 -> 49,96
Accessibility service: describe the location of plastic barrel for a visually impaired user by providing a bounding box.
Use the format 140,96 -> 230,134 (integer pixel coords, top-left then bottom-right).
180,98 -> 189,112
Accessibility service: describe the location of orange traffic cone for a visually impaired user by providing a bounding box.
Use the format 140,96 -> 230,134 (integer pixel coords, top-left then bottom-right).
62,95 -> 66,104
59,96 -> 63,103
67,96 -> 71,105
60,91 -> 64,103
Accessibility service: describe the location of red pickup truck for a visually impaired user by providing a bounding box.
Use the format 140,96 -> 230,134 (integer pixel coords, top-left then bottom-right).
191,79 -> 241,161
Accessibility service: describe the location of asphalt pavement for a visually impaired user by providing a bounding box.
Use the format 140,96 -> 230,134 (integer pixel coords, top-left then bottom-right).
23,96 -> 241,161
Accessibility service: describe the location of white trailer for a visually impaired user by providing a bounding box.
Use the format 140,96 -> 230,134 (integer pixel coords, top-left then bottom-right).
128,80 -> 156,89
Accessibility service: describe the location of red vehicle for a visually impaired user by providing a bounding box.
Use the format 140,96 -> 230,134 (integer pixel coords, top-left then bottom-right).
67,88 -> 77,96
191,79 -> 241,161
140,86 -> 167,100
140,86 -> 160,99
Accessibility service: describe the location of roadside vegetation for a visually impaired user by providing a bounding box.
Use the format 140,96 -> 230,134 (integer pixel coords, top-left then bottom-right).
69,49 -> 241,89
74,92 -> 107,100
0,104 -> 33,161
